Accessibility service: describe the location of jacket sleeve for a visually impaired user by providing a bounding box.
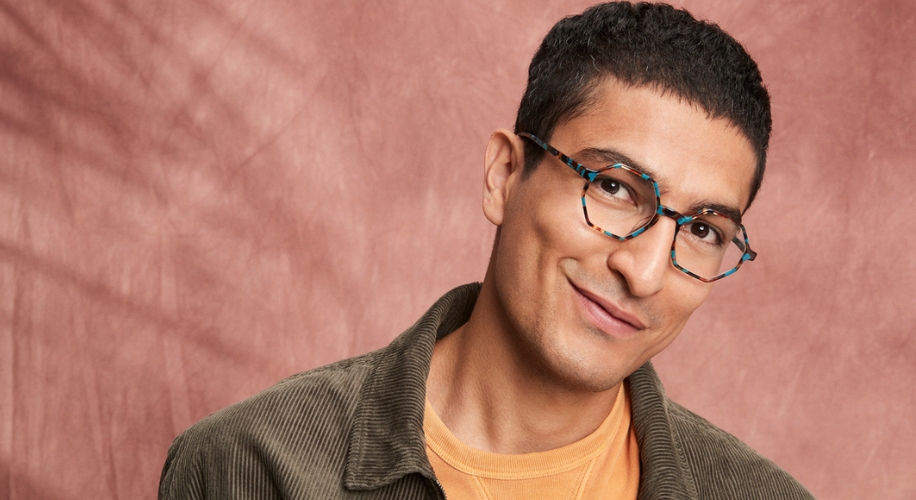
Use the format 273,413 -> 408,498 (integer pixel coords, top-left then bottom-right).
157,423 -> 285,500
158,433 -> 207,500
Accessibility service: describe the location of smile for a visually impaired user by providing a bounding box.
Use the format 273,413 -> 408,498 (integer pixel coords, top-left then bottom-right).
569,281 -> 646,338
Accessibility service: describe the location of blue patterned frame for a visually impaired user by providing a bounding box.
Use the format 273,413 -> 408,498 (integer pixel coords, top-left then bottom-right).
518,132 -> 756,282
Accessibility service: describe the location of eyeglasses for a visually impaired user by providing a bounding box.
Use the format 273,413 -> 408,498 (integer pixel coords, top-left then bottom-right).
519,132 -> 756,282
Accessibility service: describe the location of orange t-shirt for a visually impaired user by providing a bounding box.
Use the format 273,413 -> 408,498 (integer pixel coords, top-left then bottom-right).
424,384 -> 639,500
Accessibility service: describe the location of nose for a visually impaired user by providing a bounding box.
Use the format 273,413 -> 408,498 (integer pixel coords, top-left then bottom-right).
605,218 -> 675,298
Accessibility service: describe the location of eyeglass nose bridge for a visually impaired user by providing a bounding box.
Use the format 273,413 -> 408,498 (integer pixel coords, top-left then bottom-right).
656,205 -> 689,224
644,205 -> 694,238
610,204 -> 685,247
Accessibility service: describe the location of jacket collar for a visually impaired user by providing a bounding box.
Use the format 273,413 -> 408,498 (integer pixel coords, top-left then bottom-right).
629,362 -> 699,499
344,283 -> 480,490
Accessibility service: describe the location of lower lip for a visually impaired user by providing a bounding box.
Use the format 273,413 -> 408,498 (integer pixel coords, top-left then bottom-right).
571,285 -> 640,339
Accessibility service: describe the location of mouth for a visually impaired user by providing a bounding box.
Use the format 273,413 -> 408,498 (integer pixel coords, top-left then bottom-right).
569,281 -> 647,337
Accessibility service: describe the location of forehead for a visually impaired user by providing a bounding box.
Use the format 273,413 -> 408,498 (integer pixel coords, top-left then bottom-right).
551,79 -> 757,216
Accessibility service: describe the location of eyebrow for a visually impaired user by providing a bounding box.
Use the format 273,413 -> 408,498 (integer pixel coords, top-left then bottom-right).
572,147 -> 745,222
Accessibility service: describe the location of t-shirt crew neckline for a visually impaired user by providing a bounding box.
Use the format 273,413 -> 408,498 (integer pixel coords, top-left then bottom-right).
423,383 -> 630,480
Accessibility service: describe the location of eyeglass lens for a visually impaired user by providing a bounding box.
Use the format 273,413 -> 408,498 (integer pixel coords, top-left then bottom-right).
583,167 -> 746,281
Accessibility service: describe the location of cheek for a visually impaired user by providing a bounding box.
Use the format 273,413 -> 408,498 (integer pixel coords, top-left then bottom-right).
494,209 -> 556,296
663,277 -> 713,331
493,186 -> 580,308
500,183 -> 577,265
642,282 -> 711,360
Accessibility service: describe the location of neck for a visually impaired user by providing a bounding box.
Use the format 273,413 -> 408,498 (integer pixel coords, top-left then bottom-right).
426,279 -> 622,454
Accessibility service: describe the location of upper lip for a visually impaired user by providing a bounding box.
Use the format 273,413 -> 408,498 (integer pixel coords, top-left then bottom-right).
571,281 -> 648,330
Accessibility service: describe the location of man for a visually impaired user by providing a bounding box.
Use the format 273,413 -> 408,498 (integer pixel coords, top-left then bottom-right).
159,2 -> 813,499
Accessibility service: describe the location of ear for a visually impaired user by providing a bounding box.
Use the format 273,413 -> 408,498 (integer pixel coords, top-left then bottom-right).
482,129 -> 526,226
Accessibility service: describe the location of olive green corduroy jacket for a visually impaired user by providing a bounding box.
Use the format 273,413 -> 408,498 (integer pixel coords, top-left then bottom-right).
159,283 -> 814,500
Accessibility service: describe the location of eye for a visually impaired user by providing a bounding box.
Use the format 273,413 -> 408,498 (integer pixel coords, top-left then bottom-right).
684,220 -> 724,246
593,175 -> 636,206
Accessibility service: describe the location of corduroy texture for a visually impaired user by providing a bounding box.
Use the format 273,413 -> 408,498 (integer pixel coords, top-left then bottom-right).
159,284 -> 813,499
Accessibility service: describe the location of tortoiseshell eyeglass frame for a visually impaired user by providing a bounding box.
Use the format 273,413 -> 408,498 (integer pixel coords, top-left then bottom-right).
518,132 -> 757,283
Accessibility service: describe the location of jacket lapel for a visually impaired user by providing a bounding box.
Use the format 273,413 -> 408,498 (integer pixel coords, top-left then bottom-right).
630,362 -> 699,499
343,284 -> 480,491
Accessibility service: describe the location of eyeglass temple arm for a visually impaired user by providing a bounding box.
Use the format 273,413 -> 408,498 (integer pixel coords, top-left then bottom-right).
733,236 -> 757,261
519,132 -> 595,180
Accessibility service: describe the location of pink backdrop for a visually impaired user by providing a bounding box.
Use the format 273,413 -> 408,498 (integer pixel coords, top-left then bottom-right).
2,1 -> 914,498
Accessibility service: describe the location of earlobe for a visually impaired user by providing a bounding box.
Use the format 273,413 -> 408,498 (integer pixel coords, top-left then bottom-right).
482,129 -> 525,226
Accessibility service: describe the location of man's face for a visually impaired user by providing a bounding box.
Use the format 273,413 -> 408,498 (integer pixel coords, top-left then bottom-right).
484,78 -> 756,392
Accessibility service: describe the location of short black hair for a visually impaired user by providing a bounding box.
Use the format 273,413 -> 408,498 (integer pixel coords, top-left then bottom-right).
515,2 -> 771,210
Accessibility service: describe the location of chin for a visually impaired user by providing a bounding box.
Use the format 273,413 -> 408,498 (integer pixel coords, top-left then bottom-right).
546,355 -> 633,394
564,373 -> 627,394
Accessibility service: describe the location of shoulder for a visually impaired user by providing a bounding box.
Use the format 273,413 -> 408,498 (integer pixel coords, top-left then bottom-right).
665,399 -> 815,500
158,351 -> 379,499
181,350 -> 378,446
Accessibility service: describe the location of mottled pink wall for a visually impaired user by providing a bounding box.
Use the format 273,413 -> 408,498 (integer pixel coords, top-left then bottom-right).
1,0 -> 913,498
